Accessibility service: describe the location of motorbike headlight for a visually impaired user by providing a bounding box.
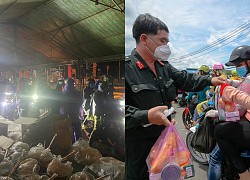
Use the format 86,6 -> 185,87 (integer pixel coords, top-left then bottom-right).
2,101 -> 8,106
32,94 -> 38,100
119,100 -> 125,106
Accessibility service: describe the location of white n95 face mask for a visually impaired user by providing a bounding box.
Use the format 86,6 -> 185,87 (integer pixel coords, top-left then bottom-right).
154,44 -> 171,61
147,36 -> 171,61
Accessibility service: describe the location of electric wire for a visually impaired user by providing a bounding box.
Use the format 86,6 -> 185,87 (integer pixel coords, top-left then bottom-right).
169,19 -> 250,60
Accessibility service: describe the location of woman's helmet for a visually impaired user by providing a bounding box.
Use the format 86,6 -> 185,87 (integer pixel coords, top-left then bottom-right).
226,45 -> 250,66
231,69 -> 238,76
212,62 -> 225,77
198,65 -> 210,75
213,62 -> 224,70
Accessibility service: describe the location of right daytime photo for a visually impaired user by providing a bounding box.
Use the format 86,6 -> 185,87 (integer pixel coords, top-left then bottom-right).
125,0 -> 250,180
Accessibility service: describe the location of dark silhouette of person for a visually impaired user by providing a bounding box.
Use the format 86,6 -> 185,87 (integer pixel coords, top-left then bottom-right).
60,78 -> 83,141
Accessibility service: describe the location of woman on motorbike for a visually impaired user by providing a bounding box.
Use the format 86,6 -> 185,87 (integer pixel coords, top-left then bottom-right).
206,63 -> 229,180
207,45 -> 250,180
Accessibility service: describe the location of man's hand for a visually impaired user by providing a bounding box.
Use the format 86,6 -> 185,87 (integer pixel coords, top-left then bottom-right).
211,75 -> 227,86
148,106 -> 171,126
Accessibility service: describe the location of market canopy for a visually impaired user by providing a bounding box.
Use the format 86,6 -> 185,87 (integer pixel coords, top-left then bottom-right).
0,0 -> 125,69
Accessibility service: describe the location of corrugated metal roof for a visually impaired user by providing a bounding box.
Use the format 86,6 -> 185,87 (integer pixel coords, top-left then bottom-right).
0,0 -> 125,68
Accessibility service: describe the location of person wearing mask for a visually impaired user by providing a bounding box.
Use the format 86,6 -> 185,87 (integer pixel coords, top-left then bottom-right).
185,65 -> 211,125
185,65 -> 211,104
93,80 -> 115,120
60,78 -> 83,141
207,45 -> 250,180
55,77 -> 65,92
125,13 -> 227,180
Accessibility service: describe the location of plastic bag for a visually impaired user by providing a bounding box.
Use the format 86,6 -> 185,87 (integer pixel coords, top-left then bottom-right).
146,123 -> 194,180
87,157 -> 125,180
218,97 -> 240,122
191,117 -> 216,153
74,146 -> 102,166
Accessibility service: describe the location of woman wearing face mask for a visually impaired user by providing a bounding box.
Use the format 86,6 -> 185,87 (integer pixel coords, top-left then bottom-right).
55,77 -> 65,93
125,13 -> 227,180
211,45 -> 250,180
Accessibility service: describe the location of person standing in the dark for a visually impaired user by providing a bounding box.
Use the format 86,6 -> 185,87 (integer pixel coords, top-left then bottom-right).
82,79 -> 95,115
55,77 -> 65,93
125,13 -> 227,180
60,78 -> 83,141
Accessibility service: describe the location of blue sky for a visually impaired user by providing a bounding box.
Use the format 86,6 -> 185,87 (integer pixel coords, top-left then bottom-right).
125,0 -> 250,70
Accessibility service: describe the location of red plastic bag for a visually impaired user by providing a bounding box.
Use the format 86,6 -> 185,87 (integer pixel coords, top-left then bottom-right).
146,123 -> 194,179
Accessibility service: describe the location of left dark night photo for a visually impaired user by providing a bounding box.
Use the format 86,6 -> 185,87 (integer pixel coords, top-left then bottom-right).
0,1 -> 125,179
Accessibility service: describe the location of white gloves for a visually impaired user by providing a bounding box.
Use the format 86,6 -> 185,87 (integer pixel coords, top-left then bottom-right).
205,110 -> 219,118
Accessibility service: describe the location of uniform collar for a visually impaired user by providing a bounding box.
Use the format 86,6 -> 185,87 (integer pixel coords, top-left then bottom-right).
132,49 -> 165,70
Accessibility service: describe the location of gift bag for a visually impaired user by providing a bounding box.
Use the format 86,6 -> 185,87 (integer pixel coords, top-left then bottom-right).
218,97 -> 240,122
146,123 -> 194,180
191,117 -> 216,153
218,83 -> 240,122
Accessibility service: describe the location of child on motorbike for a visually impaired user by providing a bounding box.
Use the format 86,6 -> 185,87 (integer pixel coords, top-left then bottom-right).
206,45 -> 250,180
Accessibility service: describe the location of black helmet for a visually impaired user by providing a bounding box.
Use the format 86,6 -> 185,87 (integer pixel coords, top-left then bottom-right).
226,45 -> 250,66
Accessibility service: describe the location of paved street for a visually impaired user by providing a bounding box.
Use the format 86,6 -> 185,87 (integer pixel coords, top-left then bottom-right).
172,103 -> 208,180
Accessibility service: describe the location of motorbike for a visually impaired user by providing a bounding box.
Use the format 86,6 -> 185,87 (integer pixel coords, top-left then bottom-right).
17,85 -> 60,118
186,107 -> 250,179
89,106 -> 125,162
88,82 -> 125,162
0,92 -> 19,120
18,93 -> 42,118
185,108 -> 213,165
182,95 -> 200,130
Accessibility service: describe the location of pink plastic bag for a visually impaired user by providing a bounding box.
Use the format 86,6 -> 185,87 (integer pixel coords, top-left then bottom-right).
146,123 -> 194,179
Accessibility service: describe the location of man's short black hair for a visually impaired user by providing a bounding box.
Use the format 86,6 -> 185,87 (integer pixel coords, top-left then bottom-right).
132,13 -> 169,44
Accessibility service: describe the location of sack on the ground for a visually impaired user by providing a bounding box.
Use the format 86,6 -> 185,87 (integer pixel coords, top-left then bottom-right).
191,117 -> 216,153
146,123 -> 195,179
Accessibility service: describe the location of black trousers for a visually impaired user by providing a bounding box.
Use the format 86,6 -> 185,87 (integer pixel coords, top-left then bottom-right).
214,117 -> 250,173
125,137 -> 157,180
71,119 -> 83,141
